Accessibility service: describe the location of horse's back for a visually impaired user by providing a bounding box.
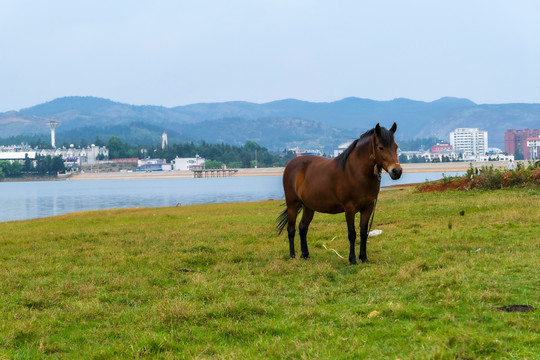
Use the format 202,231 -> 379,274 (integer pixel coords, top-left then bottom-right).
283,155 -> 331,186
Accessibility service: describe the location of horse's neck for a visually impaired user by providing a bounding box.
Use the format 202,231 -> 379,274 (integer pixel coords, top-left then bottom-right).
346,137 -> 376,177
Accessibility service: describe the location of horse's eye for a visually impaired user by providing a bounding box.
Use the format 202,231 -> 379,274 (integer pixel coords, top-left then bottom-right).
378,146 -> 384,151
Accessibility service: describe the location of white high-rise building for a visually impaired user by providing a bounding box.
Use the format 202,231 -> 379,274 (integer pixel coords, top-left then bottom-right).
449,128 -> 488,156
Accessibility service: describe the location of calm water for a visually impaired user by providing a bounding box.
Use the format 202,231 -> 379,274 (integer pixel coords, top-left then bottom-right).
0,171 -> 462,222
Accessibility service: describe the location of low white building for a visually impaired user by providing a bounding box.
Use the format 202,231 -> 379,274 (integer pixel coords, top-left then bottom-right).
333,142 -> 353,158
137,158 -> 171,171
172,155 -> 206,171
0,150 -> 37,162
463,153 -> 514,162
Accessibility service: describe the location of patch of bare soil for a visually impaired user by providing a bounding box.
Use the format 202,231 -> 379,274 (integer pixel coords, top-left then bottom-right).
497,305 -> 536,312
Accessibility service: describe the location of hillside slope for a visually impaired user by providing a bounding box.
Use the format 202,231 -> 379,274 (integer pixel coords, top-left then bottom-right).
1,96 -> 538,149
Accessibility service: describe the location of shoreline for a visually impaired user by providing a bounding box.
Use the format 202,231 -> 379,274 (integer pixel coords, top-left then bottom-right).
1,161 -> 513,182
67,161 -> 509,181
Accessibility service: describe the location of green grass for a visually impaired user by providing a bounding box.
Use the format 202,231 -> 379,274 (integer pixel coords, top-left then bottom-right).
0,188 -> 539,359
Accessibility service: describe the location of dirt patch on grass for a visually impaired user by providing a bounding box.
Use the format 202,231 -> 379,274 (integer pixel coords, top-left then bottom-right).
497,305 -> 536,312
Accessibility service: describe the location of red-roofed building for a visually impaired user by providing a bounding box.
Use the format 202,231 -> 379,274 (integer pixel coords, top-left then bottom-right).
431,143 -> 453,155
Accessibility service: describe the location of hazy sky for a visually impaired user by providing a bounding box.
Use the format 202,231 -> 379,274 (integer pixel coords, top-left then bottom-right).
1,0 -> 540,112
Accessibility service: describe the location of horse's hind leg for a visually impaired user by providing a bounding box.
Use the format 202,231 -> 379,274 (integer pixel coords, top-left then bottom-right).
299,207 -> 314,259
287,203 -> 301,258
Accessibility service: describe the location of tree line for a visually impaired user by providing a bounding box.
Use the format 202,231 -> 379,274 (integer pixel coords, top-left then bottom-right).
103,137 -> 296,168
0,155 -> 66,180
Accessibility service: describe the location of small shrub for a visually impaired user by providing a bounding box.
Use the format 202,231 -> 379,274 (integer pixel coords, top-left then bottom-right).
476,165 -> 502,190
417,165 -> 539,193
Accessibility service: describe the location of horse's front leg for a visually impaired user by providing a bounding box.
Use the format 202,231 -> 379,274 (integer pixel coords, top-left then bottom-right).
345,210 -> 358,265
299,207 -> 314,259
359,206 -> 374,263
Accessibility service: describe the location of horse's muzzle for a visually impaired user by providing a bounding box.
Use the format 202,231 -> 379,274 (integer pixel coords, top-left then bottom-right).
388,165 -> 402,180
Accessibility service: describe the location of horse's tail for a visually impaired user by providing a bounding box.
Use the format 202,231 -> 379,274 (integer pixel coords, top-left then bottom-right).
276,204 -> 302,235
276,207 -> 289,235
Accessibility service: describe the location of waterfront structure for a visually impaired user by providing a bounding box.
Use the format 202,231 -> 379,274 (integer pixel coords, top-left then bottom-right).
171,155 -> 206,171
505,129 -> 540,159
450,128 -> 488,156
137,158 -> 171,171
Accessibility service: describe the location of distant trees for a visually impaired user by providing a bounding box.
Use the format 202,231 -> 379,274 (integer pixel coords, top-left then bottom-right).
398,154 -> 427,163
35,155 -> 66,175
0,155 -> 66,180
106,136 -> 137,159
0,161 -> 22,179
142,141 -> 294,168
514,148 -> 524,160
100,136 -> 292,168
397,137 -> 442,151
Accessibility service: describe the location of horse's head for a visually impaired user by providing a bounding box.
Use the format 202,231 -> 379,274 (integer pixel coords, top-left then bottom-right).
374,122 -> 402,180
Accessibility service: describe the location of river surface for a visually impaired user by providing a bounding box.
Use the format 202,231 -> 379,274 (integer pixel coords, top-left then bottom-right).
0,171 -> 462,222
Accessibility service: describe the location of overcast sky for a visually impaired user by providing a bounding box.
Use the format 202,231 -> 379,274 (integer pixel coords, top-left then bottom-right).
1,0 -> 540,112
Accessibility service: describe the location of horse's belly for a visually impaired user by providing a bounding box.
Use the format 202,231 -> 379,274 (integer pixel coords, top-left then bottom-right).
298,188 -> 344,214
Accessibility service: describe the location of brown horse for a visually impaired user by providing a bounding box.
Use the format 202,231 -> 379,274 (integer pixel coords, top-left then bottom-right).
276,123 -> 402,265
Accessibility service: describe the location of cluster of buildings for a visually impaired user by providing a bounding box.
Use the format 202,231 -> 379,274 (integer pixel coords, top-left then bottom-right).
504,128 -> 540,160
2,121 -> 539,171
409,127 -> 498,162
334,127 -> 540,163
0,127 -> 207,172
0,144 -> 207,172
0,143 -> 109,168
425,127 -> 539,162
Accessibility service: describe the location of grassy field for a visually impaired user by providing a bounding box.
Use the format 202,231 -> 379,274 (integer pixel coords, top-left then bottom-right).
0,186 -> 538,359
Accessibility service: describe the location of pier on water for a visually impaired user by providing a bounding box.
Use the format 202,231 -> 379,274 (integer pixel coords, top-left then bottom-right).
193,169 -> 239,178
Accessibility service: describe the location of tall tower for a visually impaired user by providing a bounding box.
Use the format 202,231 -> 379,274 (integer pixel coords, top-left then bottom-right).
162,131 -> 168,149
47,121 -> 60,148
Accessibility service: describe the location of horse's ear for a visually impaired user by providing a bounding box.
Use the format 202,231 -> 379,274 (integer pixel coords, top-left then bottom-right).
375,123 -> 381,137
390,122 -> 397,133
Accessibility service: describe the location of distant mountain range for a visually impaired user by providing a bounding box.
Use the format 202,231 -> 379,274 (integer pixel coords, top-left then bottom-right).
1,96 -> 539,151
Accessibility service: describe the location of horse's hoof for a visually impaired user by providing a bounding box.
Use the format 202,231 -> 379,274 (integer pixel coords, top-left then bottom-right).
290,254 -> 296,259
360,257 -> 370,264
301,254 -> 310,260
349,259 -> 358,265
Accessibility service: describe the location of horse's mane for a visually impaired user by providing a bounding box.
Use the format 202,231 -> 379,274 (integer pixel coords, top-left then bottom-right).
335,126 -> 395,170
